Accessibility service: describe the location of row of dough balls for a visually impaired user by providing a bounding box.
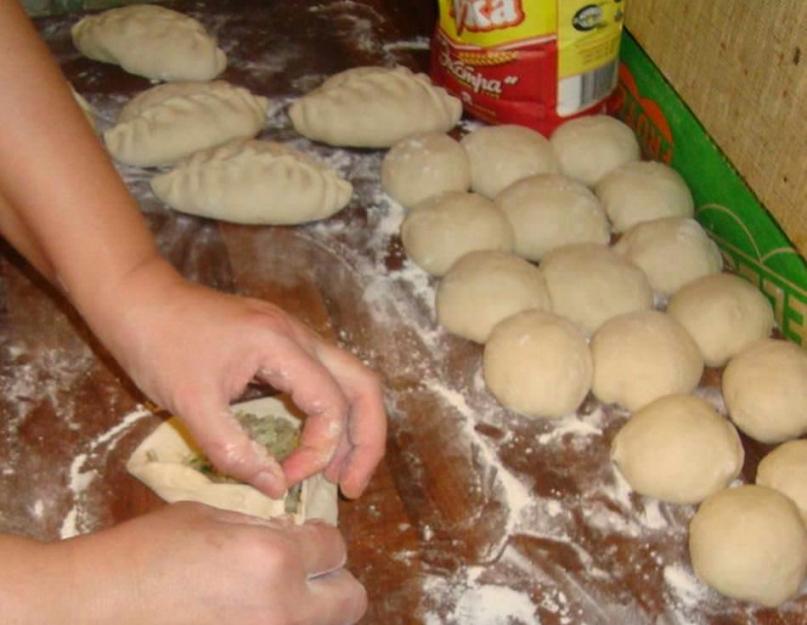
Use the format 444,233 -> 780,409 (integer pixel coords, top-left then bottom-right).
613,371 -> 807,607
388,123 -> 713,299
380,116 -> 807,606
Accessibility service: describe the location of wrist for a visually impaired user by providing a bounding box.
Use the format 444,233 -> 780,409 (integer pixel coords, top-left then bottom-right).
71,253 -> 183,355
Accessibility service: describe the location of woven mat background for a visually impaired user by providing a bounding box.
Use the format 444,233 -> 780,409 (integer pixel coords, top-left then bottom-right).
625,0 -> 807,257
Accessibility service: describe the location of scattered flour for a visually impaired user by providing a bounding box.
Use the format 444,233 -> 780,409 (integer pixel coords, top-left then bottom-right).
664,564 -> 708,608
59,406 -> 153,539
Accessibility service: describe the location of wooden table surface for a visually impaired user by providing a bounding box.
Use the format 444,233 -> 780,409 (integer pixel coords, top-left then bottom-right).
1,1 -> 805,623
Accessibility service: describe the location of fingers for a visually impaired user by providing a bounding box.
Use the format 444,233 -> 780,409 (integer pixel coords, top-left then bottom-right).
317,346 -> 387,498
303,570 -> 368,625
178,387 -> 287,498
293,521 -> 348,578
256,335 -> 350,485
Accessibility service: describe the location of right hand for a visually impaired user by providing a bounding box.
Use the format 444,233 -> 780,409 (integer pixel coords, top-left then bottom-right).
50,503 -> 367,625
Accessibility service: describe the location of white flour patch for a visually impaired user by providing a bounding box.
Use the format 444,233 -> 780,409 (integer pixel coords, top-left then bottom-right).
536,406 -> 605,445
454,582 -> 537,624
664,564 -> 708,608
383,37 -> 431,52
59,406 -> 153,539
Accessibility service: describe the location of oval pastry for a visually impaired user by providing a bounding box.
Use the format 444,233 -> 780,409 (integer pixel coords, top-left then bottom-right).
151,139 -> 352,225
289,66 -> 462,148
105,81 -> 268,167
72,5 -> 227,82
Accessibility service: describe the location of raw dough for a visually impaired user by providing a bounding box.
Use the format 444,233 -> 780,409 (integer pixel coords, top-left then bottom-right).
72,5 -> 226,82
722,339 -> 807,443
105,81 -> 268,167
613,217 -> 723,295
494,173 -> 610,261
127,396 -> 338,525
289,66 -> 461,148
151,139 -> 352,225
756,439 -> 807,523
541,243 -> 653,335
550,115 -> 640,187
400,192 -> 514,276
483,310 -> 592,418
667,273 -> 774,367
381,133 -> 470,208
689,485 -> 807,607
461,125 -> 559,199
595,161 -> 694,233
436,250 -> 550,343
611,394 -> 743,504
591,310 -> 704,412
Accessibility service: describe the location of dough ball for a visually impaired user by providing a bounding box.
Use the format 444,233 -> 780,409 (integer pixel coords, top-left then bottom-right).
436,251 -> 550,343
611,394 -> 744,504
541,243 -> 653,335
595,161 -> 694,233
72,5 -> 227,82
484,310 -> 592,418
667,274 -> 774,367
401,192 -> 514,276
494,174 -> 610,261
461,124 -> 558,199
757,439 -> 807,524
592,311 -> 704,411
550,115 -> 640,186
689,485 -> 807,607
722,339 -> 807,443
289,66 -> 461,148
614,217 -> 723,295
381,133 -> 470,208
105,81 -> 268,167
151,139 -> 352,225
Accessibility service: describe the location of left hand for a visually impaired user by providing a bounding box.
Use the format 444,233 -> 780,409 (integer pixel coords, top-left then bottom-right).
90,257 -> 386,500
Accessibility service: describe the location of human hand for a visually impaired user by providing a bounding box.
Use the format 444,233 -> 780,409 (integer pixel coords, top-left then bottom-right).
42,503 -> 367,625
89,258 -> 386,499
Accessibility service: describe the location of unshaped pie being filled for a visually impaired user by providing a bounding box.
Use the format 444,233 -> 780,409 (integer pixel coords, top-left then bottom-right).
127,395 -> 338,525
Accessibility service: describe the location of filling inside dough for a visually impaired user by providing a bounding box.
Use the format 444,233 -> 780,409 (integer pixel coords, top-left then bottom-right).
146,411 -> 303,514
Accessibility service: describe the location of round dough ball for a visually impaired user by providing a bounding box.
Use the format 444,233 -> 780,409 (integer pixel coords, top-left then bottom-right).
461,124 -> 558,199
494,173 -> 610,261
595,161 -> 694,233
484,310 -> 592,418
757,439 -> 807,524
401,192 -> 514,276
667,274 -> 774,367
722,339 -> 807,443
436,250 -> 550,343
550,115 -> 640,187
591,311 -> 704,411
689,485 -> 807,607
541,243 -> 653,334
611,394 -> 744,504
614,217 -> 723,295
381,133 -> 471,207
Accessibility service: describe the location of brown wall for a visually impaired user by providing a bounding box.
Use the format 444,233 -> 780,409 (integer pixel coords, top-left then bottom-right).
625,0 -> 807,256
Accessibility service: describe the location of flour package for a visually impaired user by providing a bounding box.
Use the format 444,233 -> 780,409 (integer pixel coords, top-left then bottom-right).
430,0 -> 626,136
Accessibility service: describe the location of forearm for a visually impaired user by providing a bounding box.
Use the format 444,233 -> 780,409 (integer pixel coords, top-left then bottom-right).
0,191 -> 53,278
0,1 -> 174,324
0,534 -> 75,625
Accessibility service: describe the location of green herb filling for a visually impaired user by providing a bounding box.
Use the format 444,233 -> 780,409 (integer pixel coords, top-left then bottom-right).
185,411 -> 302,513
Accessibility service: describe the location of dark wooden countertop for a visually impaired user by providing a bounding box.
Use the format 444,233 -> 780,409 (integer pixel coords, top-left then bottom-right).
0,1 -> 804,623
